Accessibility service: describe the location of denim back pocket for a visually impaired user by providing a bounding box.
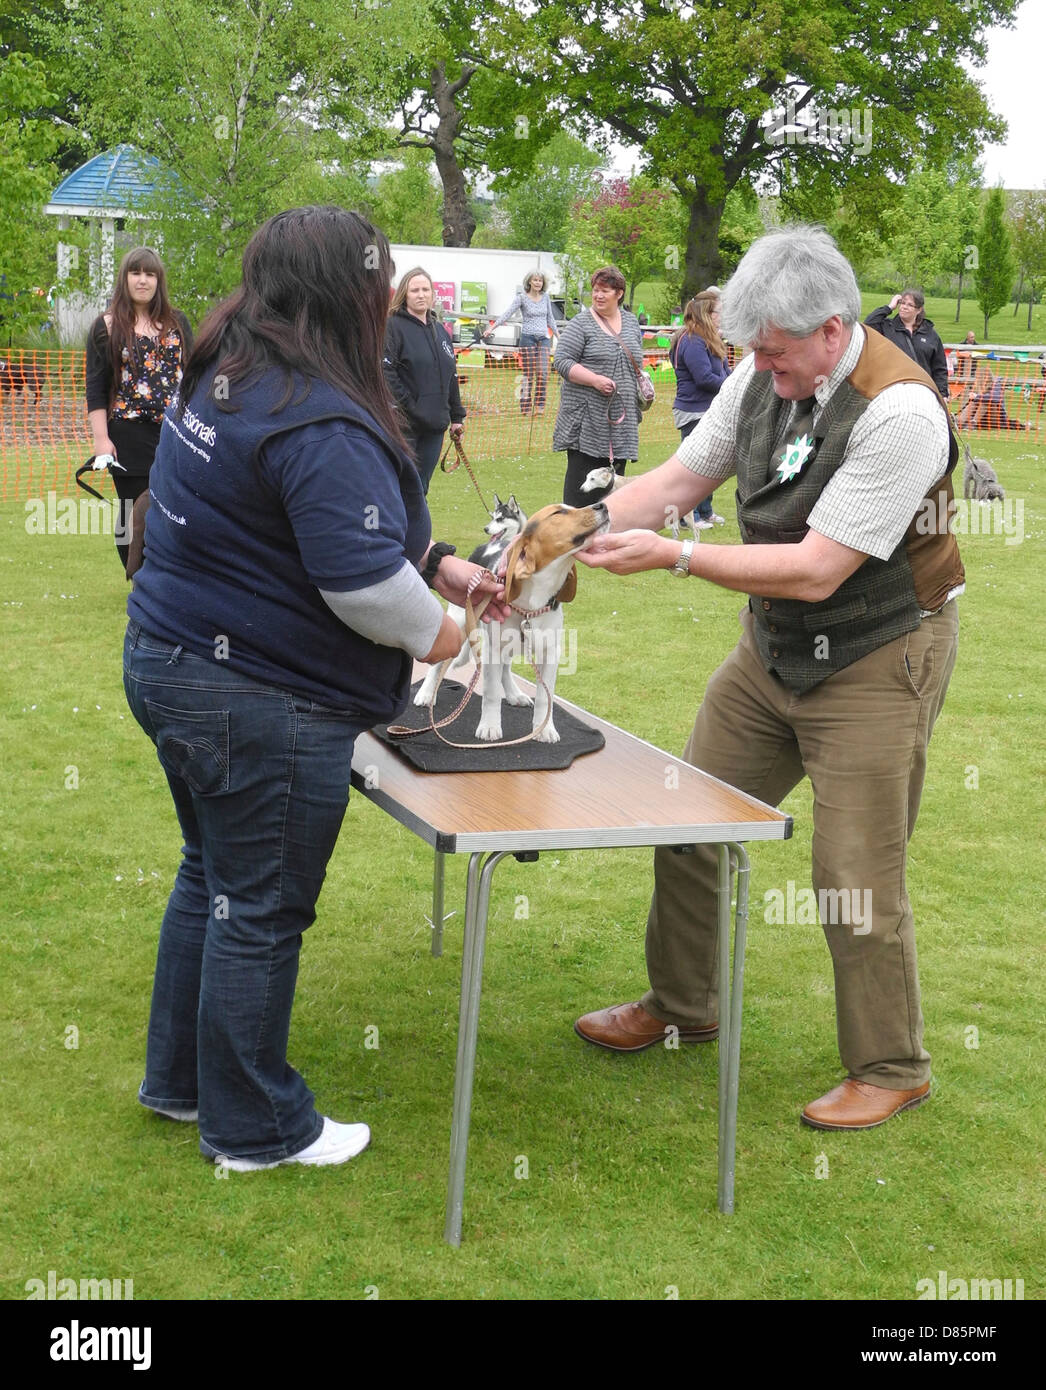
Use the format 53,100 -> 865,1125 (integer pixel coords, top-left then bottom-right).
144,700 -> 230,795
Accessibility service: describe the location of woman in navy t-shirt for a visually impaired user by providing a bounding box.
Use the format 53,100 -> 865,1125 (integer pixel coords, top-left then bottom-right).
124,207 -> 504,1171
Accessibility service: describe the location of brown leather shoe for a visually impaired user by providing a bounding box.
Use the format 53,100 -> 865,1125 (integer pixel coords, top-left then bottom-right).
574,1001 -> 718,1052
801,1078 -> 931,1131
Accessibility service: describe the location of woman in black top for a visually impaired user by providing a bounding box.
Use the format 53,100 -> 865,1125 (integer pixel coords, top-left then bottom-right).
864,289 -> 948,396
85,247 -> 192,569
382,267 -> 465,493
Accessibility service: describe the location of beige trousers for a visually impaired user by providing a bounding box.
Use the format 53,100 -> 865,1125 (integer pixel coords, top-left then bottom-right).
642,601 -> 959,1089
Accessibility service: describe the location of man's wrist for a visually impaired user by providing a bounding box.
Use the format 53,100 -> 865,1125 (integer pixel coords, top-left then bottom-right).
669,537 -> 694,577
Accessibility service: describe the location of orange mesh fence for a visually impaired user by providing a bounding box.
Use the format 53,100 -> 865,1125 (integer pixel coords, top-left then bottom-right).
3,344 -> 1042,502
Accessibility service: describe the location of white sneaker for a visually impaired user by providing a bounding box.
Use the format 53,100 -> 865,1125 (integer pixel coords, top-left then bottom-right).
215,1117 -> 371,1172
711,513 -> 726,525
694,518 -> 715,530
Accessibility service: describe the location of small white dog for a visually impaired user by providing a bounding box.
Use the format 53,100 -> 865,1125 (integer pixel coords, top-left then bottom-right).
414,501 -> 609,743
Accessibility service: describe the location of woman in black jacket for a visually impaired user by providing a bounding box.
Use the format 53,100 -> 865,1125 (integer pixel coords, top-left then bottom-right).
864,290 -> 948,396
382,267 -> 465,493
85,247 -> 192,570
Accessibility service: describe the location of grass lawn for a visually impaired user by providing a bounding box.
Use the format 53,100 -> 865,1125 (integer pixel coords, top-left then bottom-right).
1,435 -> 1043,1303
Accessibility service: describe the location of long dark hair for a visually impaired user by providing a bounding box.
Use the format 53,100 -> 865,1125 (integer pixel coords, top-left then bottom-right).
180,206 -> 407,450
106,247 -> 180,391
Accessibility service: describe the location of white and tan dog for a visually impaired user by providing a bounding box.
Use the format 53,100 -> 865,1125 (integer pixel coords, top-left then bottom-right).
414,501 -> 609,743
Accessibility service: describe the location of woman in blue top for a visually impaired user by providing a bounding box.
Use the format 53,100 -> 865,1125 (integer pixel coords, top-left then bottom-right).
669,290 -> 730,527
124,207 -> 504,1172
482,270 -> 557,414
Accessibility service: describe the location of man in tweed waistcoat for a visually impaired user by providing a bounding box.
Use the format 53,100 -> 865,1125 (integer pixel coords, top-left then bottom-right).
576,225 -> 963,1130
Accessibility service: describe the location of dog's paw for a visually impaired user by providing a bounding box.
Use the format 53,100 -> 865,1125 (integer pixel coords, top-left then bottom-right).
475,719 -> 503,742
505,690 -> 533,708
534,722 -> 560,744
413,684 -> 436,707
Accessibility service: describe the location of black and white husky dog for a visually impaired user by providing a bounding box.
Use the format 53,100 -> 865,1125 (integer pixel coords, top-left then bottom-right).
467,492 -> 527,566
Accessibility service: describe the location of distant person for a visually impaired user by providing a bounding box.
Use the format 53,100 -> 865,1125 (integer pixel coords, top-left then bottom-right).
383,267 -> 465,492
955,366 -> 1027,430
669,291 -> 729,528
553,265 -> 645,505
85,248 -> 192,571
964,331 -> 977,345
482,271 -> 557,415
865,290 -> 948,396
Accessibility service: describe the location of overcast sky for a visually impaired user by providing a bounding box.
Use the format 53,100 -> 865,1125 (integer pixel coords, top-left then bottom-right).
971,3 -> 1045,189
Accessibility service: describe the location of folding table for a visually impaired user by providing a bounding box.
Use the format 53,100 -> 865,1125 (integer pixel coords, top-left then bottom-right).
350,677 -> 792,1245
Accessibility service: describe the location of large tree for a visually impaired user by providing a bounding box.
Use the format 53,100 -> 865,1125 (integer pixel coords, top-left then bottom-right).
506,0 -> 1016,299
383,1 -> 560,247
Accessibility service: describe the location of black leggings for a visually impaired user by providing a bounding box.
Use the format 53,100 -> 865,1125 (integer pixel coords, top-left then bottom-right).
110,470 -> 150,572
563,449 -> 627,507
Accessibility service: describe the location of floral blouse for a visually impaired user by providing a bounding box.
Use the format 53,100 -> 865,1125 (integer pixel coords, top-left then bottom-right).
111,327 -> 186,423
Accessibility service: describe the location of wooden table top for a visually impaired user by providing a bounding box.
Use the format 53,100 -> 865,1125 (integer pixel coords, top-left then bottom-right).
350,666 -> 792,854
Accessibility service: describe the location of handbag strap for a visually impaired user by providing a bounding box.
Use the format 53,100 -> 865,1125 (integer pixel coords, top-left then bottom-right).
590,307 -> 645,382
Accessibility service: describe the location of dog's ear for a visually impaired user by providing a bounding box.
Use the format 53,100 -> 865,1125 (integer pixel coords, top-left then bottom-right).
492,492 -> 503,510
502,533 -> 535,603
557,563 -> 578,605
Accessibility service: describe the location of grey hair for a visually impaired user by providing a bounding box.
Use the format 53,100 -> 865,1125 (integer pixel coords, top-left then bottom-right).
720,225 -> 861,345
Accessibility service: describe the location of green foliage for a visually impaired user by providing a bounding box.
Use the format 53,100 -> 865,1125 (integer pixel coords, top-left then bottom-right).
365,152 -> 444,248
497,131 -> 602,252
564,176 -> 687,307
1007,190 -> 1046,327
0,52 -> 62,336
33,0 -> 419,318
975,187 -> 1016,339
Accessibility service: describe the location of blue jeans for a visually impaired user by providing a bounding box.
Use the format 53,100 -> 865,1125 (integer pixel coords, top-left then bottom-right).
679,416 -> 716,520
123,620 -> 369,1163
518,333 -> 550,412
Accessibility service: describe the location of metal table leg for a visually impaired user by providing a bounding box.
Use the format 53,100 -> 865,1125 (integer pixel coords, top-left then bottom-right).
444,849 -> 512,1246
430,849 -> 447,957
717,841 -> 750,1215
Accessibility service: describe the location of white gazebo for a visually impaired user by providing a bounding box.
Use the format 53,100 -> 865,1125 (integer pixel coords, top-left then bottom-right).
44,144 -> 173,343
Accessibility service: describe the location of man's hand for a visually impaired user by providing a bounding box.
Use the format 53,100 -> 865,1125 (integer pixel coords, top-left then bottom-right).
432,555 -> 509,621
449,422 -> 465,440
577,529 -> 679,575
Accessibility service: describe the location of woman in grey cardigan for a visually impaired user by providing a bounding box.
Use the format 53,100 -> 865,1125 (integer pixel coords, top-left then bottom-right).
553,265 -> 644,505
482,270 -> 557,414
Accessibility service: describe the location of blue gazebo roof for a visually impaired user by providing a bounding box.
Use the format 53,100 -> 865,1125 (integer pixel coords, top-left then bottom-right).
46,144 -> 176,215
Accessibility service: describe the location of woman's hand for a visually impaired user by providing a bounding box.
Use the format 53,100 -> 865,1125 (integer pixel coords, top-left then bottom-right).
93,435 -> 117,461
888,294 -> 902,311
576,529 -> 679,576
432,555 -> 509,621
592,374 -> 617,396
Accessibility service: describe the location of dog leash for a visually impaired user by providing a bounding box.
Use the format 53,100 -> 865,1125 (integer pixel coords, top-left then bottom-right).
439,436 -> 492,517
385,570 -> 557,750
75,453 -> 126,500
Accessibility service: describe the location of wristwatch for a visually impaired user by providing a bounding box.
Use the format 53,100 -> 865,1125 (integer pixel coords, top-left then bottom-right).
669,538 -> 694,578
421,541 -> 456,587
